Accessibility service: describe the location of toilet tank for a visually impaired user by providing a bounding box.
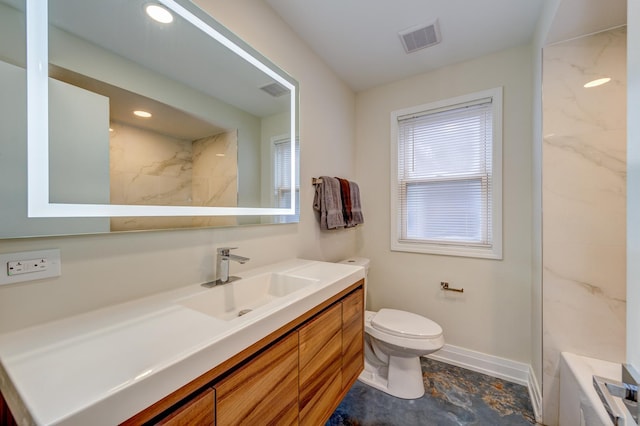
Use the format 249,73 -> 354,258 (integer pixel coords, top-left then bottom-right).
339,257 -> 370,277
339,258 -> 370,308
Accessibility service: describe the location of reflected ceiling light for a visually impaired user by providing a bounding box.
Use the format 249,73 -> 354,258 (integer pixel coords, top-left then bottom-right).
145,4 -> 174,24
133,110 -> 152,118
215,153 -> 225,157
584,77 -> 611,88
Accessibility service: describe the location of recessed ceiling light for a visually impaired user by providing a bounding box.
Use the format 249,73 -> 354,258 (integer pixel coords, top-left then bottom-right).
584,77 -> 611,88
145,4 -> 174,24
133,110 -> 152,118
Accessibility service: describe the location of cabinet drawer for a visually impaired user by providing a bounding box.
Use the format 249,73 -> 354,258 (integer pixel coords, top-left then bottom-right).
215,333 -> 299,426
155,388 -> 214,426
298,303 -> 342,426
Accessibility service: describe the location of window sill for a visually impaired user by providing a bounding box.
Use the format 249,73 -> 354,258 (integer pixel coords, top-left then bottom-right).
391,240 -> 502,260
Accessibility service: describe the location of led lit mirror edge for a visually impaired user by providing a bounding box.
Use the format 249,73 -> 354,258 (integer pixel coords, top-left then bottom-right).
26,0 -> 299,218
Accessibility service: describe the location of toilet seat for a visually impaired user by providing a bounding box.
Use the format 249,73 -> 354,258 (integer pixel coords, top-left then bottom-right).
371,308 -> 443,339
364,309 -> 445,353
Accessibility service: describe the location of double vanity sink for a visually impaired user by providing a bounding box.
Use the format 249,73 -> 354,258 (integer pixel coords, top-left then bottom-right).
0,259 -> 365,425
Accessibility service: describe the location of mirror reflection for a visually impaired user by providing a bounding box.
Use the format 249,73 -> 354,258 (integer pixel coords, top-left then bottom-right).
0,0 -> 299,238
49,67 -> 242,231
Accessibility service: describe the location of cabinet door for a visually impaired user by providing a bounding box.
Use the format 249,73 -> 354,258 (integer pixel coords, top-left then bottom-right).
342,288 -> 364,389
215,332 -> 299,426
298,303 -> 343,426
155,388 -> 214,426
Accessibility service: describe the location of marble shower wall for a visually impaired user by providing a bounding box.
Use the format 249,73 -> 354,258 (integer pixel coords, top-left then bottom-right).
110,122 -> 237,231
542,27 -> 626,425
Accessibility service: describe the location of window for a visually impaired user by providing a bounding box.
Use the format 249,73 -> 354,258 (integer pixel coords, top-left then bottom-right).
390,88 -> 502,259
272,137 -> 299,223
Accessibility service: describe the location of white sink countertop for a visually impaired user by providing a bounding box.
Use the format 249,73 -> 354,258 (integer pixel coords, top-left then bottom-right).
0,259 -> 365,425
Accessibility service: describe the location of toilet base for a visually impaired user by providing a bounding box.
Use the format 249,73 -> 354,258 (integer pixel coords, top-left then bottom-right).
358,354 -> 425,399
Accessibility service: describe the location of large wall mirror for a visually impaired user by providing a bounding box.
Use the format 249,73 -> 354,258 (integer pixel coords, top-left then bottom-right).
0,0 -> 299,238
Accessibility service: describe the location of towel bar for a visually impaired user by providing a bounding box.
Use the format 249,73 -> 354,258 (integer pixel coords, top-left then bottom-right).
312,177 -> 323,185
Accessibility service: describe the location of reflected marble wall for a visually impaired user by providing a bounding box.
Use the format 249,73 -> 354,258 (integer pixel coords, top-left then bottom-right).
109,123 -> 237,231
542,27 -> 626,425
191,131 -> 238,227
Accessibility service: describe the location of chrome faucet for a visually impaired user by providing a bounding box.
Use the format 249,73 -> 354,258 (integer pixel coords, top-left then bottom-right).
622,364 -> 640,423
213,247 -> 250,285
593,365 -> 640,425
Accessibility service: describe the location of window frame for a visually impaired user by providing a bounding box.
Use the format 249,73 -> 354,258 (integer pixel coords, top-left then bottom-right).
390,87 -> 503,259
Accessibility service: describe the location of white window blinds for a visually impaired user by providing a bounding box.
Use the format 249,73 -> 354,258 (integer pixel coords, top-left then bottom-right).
273,138 -> 299,223
391,88 -> 502,258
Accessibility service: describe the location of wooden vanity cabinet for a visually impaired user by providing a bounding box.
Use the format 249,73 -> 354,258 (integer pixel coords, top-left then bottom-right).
124,280 -> 364,426
341,287 -> 364,389
298,287 -> 364,425
214,333 -> 299,425
298,303 -> 343,425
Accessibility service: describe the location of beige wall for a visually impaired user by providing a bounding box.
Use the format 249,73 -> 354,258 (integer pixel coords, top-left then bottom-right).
355,45 -> 533,363
0,0 -> 357,334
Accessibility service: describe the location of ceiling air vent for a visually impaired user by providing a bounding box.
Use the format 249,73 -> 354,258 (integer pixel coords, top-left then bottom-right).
260,82 -> 289,97
399,20 -> 441,54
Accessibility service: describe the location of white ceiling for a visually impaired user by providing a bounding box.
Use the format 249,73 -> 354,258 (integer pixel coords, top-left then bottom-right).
266,0 -> 627,92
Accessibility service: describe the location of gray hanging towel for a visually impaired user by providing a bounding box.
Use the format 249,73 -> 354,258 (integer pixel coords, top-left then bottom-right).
347,180 -> 364,227
313,176 -> 346,229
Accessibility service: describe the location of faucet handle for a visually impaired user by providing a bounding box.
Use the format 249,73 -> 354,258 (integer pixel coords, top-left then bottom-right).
217,247 -> 238,256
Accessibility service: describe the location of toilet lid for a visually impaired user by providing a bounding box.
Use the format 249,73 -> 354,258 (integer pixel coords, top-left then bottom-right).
371,308 -> 443,339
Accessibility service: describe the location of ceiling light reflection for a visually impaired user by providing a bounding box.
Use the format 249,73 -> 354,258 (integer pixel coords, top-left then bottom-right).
133,110 -> 152,118
584,77 -> 611,88
145,4 -> 174,24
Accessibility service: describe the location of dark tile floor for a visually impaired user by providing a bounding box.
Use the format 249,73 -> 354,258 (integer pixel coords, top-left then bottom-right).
327,358 -> 536,425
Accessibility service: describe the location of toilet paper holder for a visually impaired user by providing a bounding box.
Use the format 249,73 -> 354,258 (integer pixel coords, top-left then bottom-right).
440,281 -> 464,293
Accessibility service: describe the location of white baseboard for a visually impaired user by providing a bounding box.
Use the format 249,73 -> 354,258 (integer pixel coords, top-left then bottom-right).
426,344 -> 543,423
426,344 -> 530,385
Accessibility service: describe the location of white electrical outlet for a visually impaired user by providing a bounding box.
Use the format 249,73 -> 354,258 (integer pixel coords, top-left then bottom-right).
0,249 -> 61,285
8,258 -> 48,275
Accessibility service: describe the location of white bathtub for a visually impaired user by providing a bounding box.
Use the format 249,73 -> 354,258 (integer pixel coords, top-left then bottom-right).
559,352 -> 636,425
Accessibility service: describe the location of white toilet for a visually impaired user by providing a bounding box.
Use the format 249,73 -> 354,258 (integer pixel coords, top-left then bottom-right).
339,258 -> 445,399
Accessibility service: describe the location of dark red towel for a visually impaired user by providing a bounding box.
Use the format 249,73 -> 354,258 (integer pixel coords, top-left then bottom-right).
336,177 -> 352,224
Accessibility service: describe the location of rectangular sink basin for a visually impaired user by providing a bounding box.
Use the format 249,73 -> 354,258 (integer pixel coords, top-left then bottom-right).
179,273 -> 318,321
